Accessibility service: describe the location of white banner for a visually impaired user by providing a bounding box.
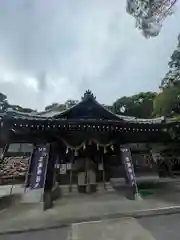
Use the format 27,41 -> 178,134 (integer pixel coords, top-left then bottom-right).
98,163 -> 103,171
60,164 -> 66,174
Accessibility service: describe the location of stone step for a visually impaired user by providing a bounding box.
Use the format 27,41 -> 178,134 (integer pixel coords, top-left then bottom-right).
20,182 -> 116,203
21,188 -> 43,203
61,183 -> 115,195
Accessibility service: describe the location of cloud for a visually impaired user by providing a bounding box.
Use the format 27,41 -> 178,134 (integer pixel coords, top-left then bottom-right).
0,0 -> 180,110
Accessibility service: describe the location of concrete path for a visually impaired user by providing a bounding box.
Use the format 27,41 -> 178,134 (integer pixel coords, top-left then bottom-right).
71,218 -> 156,240
0,181 -> 180,234
138,214 -> 180,240
0,185 -> 23,197
2,215 -> 180,240
2,216 -> 176,240
0,189 -> 179,234
0,227 -> 70,240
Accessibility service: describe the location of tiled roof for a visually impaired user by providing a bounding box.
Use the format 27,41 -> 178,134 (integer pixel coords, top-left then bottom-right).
116,115 -> 165,124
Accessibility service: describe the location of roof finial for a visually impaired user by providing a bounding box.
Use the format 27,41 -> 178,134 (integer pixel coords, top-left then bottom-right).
81,90 -> 96,101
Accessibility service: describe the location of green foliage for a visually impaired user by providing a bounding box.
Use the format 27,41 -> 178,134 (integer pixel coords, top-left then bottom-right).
103,105 -> 113,112
153,86 -> 180,117
45,103 -> 59,111
9,105 -> 35,113
57,104 -> 67,111
0,92 -> 7,102
160,36 -> 180,90
64,100 -> 79,108
0,92 -> 34,113
44,100 -> 79,112
113,92 -> 156,118
0,92 -> 8,112
156,34 -> 180,117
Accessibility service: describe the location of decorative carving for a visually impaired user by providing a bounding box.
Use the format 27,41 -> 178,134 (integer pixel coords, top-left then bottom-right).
81,90 -> 96,101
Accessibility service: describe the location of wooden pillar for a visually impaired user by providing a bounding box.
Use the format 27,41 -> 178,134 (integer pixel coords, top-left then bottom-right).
43,143 -> 56,210
69,151 -> 74,192
101,155 -> 107,190
0,119 -> 10,145
24,144 -> 36,192
0,143 -> 9,161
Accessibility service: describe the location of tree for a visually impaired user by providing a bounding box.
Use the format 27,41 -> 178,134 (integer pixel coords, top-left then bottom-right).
103,105 -> 113,112
8,104 -> 35,113
153,86 -> 180,117
160,70 -> 180,89
20,108 -> 36,113
45,103 -> 59,111
113,92 -> 156,118
113,96 -> 133,116
160,35 -> 180,89
56,104 -> 67,111
126,0 -> 178,38
64,100 -> 79,108
155,34 -> 180,117
0,92 -> 36,114
0,93 -> 7,102
131,92 -> 156,118
0,92 -> 8,112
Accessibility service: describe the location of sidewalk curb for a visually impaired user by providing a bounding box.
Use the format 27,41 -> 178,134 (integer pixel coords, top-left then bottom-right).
1,206 -> 180,235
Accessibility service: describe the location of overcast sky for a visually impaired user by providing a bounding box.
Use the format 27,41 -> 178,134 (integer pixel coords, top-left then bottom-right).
0,0 -> 180,110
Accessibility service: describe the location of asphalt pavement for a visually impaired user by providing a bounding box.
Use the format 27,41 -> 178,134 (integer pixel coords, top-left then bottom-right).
1,214 -> 180,240
0,227 -> 71,240
138,214 -> 180,240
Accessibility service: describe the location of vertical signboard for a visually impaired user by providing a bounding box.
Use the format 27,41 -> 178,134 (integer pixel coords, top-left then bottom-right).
120,145 -> 137,187
27,144 -> 49,189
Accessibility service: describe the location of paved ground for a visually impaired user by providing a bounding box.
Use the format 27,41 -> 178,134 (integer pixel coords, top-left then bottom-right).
1,176 -> 180,198
0,181 -> 180,234
138,214 -> 180,240
0,227 -> 70,240
0,189 -> 178,234
1,214 -> 180,240
0,184 -> 24,198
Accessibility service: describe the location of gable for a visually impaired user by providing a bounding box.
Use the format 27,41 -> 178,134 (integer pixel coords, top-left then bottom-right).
53,91 -> 120,120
